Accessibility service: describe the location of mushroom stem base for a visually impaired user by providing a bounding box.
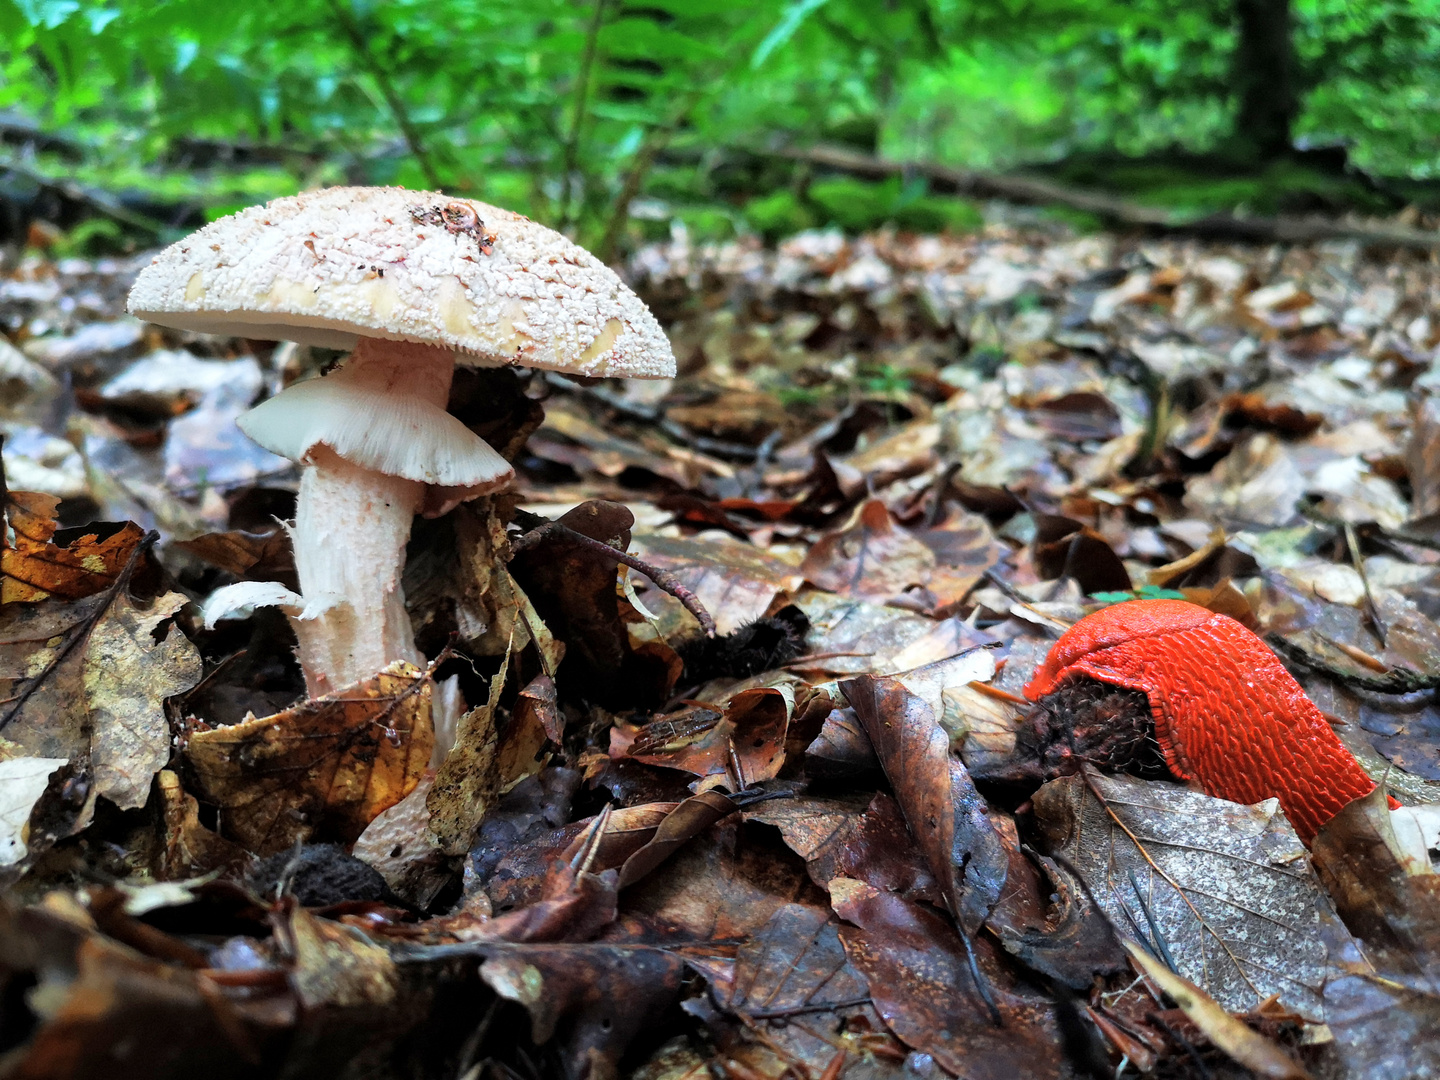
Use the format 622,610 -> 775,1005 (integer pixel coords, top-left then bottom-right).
290,446 -> 423,697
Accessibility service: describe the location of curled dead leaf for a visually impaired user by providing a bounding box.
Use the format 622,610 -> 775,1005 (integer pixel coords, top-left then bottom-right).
185,661 -> 434,856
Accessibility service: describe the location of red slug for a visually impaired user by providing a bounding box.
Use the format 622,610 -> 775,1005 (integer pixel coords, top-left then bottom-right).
1023,598 -> 1390,845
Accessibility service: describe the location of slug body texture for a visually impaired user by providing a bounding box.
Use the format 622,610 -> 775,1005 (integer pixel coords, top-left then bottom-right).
1024,599 -> 1380,844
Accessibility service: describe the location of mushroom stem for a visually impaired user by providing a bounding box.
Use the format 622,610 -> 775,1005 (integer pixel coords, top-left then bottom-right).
286,338 -> 457,695
290,446 -> 424,696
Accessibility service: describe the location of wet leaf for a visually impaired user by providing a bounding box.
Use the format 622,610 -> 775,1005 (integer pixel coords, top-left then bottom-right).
831,878 -> 1063,1079
1033,769 -> 1336,1018
842,674 -> 1007,934
186,661 -> 434,856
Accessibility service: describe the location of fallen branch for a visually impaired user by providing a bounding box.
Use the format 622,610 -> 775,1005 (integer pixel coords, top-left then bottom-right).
766,143 -> 1440,252
0,155 -> 175,239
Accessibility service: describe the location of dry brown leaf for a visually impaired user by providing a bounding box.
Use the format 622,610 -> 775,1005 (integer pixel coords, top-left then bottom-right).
185,660 -> 434,856
496,673 -> 558,792
172,527 -> 297,592
801,500 -> 935,604
2,490 -> 146,603
609,685 -> 792,790
626,533 -> 806,638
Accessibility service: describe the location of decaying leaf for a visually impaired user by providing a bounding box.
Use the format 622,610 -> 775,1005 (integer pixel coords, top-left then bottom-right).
1123,941 -> 1314,1080
2,490 -> 146,603
281,903 -> 397,1009
477,937 -> 686,1079
686,903 -> 900,1080
1033,769 -> 1336,1018
1309,788 -> 1440,1078
0,575 -> 199,865
87,590 -> 203,809
831,877 -> 1063,1079
186,661 -> 434,855
610,686 -> 793,790
427,648 -> 506,855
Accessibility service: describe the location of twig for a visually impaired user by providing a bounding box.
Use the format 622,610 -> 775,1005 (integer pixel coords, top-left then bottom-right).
742,997 -> 873,1020
1345,522 -> 1387,648
597,92 -> 700,263
0,155 -> 173,238
327,0 -> 444,191
560,0 -> 608,234
508,509 -> 716,636
757,143 -> 1440,252
1266,633 -> 1440,694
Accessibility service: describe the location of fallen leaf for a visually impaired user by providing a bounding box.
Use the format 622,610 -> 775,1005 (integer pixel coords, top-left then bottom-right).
1033,769 -> 1336,1018
1123,941 -> 1313,1080
610,686 -> 792,790
87,590 -> 203,809
831,878 -> 1063,1079
281,903 -> 396,1009
476,937 -> 685,1079
842,673 -> 1008,934
186,660 -> 434,855
0,756 -> 68,865
2,490 -> 146,603
173,527 -> 298,592
802,500 -> 935,605
686,903 -> 899,1080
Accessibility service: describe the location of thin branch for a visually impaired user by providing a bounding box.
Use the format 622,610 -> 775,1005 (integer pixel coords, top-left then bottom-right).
560,0 -> 608,234
1266,634 -> 1440,694
597,92 -> 700,264
507,509 -> 716,636
327,0 -> 444,191
757,143 -> 1440,252
0,155 -> 173,238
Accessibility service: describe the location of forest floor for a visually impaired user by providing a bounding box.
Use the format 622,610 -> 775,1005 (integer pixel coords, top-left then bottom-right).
2,213 -> 1439,1079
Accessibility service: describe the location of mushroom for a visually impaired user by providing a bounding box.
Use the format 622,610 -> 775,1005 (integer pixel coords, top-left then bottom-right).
128,186 -> 674,697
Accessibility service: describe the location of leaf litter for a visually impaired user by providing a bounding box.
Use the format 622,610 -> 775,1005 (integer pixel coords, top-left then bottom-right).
5,222 -> 1440,1078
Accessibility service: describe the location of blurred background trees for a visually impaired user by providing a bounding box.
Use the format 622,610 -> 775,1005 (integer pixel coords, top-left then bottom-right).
2,0 -> 1439,254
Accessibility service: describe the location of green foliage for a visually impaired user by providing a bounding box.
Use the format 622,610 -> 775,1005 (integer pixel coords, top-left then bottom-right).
2,0 -> 1440,251
1091,586 -> 1190,604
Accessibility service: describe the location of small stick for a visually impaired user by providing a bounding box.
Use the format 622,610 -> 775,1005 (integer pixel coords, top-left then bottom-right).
1267,633 -> 1440,694
1345,522 -> 1388,648
508,510 -> 716,636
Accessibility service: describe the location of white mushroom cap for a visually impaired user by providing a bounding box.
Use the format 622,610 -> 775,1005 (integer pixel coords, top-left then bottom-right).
127,186 -> 675,379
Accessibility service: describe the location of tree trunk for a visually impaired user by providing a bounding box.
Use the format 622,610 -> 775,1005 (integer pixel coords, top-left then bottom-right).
1232,0 -> 1298,161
